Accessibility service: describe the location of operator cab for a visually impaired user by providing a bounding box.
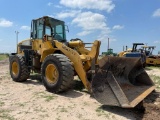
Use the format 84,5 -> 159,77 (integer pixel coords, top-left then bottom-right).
31,16 -> 67,42
132,43 -> 144,52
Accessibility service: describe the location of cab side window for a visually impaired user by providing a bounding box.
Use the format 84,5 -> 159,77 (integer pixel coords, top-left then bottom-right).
37,20 -> 43,39
45,26 -> 51,35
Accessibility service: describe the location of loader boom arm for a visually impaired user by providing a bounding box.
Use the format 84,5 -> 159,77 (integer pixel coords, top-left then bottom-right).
55,41 -> 91,91
54,40 -> 101,92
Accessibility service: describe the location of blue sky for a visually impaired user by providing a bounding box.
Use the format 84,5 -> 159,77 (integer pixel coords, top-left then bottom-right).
0,0 -> 160,54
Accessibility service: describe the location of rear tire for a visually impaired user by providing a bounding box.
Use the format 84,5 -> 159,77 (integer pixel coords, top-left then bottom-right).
10,55 -> 30,82
41,54 -> 74,93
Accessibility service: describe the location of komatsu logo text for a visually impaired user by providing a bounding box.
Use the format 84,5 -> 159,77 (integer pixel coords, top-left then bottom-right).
62,45 -> 76,55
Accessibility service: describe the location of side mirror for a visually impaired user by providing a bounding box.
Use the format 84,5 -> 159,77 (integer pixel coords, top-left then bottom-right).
30,32 -> 33,38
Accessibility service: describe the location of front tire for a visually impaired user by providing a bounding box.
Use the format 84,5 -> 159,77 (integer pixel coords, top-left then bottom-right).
41,54 -> 74,93
10,55 -> 30,82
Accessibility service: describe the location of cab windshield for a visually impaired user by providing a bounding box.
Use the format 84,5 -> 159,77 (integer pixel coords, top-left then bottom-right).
31,17 -> 66,42
45,17 -> 66,42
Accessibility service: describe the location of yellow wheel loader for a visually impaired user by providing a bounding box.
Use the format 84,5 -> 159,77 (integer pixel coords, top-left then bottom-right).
118,43 -> 146,67
141,46 -> 160,66
9,16 -> 155,108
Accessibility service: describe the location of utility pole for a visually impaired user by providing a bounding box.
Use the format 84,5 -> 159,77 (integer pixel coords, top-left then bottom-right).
15,31 -> 19,52
108,38 -> 109,52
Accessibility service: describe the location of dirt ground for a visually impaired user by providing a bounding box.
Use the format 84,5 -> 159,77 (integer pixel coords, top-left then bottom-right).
0,59 -> 160,120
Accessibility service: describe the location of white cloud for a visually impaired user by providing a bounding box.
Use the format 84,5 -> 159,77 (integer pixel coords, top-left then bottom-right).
20,26 -> 30,30
77,31 -> 92,36
112,25 -> 124,30
110,38 -> 117,42
60,0 -> 115,13
97,28 -> 112,42
153,8 -> 160,17
54,5 -> 62,8
154,40 -> 160,43
72,11 -> 107,30
56,10 -> 81,19
0,18 -> 13,27
72,11 -> 110,36
47,2 -> 53,6
48,15 -> 55,18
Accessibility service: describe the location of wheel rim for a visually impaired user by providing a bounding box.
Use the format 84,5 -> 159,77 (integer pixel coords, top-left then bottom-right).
45,64 -> 59,84
12,61 -> 19,76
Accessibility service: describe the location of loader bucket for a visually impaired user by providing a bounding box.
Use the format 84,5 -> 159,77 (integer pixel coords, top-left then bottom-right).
91,56 -> 155,108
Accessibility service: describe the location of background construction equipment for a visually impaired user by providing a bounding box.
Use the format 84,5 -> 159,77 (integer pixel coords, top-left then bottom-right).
142,46 -> 160,66
118,43 -> 146,67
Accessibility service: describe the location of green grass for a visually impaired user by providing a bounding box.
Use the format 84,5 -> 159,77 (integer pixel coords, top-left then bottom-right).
55,117 -> 61,120
145,66 -> 160,70
0,54 -> 8,61
96,108 -> 105,116
0,93 -> 7,96
15,103 -> 25,107
34,92 -> 56,102
96,107 -> 110,118
34,107 -> 46,113
60,107 -> 68,112
43,95 -> 55,102
0,109 -> 15,120
83,102 -> 89,106
39,114 -> 49,118
149,75 -> 160,90
0,101 -> 5,107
